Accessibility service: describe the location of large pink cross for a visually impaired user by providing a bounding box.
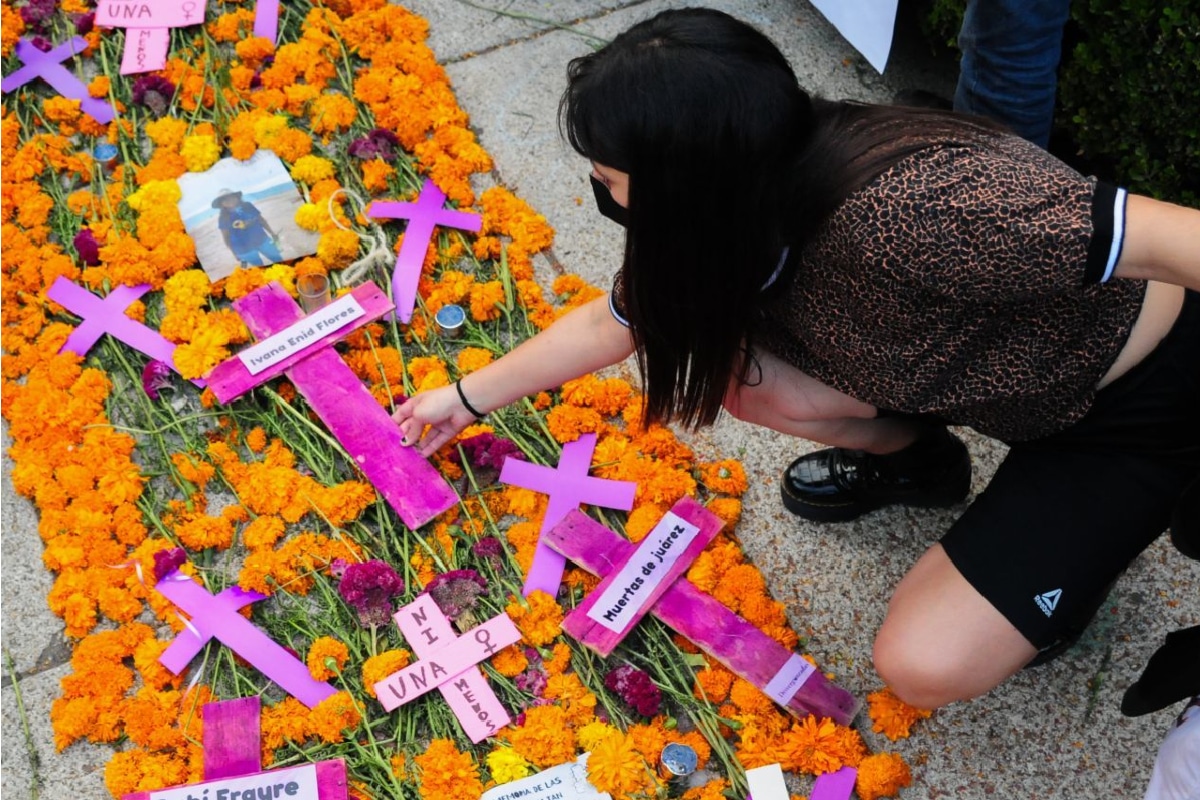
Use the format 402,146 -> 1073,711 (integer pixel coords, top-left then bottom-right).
95,0 -> 205,74
155,570 -> 337,708
499,432 -> 637,598
366,179 -> 482,323
373,594 -> 520,742
206,281 -> 457,530
46,277 -> 203,386
544,501 -> 861,726
254,0 -> 280,42
122,697 -> 348,800
1,38 -> 116,123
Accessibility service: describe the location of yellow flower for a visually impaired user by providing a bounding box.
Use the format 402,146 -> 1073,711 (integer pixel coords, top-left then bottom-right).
180,135 -> 221,172
291,155 -> 337,185
485,747 -> 532,784
172,324 -> 231,380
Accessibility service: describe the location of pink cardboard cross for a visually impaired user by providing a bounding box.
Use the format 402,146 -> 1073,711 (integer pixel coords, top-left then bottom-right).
156,570 -> 337,708
373,594 -> 520,742
810,767 -> 858,800
95,0 -> 206,74
206,281 -> 457,530
1,37 -> 116,123
544,501 -> 861,726
366,179 -> 482,323
254,0 -> 280,43
499,432 -> 637,598
122,697 -> 348,800
46,277 -> 204,387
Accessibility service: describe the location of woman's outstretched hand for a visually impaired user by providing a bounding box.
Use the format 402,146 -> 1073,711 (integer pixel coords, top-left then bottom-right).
392,384 -> 479,457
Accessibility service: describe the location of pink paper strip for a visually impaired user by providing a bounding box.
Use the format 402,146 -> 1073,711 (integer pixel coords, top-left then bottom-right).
207,282 -> 393,403
498,433 -> 637,598
2,38 -> 116,123
46,278 -> 205,387
95,0 -> 204,28
810,767 -> 857,800
203,697 -> 262,780
253,0 -> 280,43
155,571 -> 337,708
544,511 -> 861,726
564,502 -> 719,656
374,613 -> 519,709
124,762 -> 348,800
367,179 -> 482,323
118,28 -> 170,74
225,282 -> 456,529
379,594 -> 514,742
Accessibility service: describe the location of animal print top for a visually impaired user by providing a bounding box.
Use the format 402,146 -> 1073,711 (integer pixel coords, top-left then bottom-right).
754,134 -> 1143,442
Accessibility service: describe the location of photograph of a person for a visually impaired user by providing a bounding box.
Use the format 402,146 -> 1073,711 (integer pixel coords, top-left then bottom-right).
177,150 -> 320,281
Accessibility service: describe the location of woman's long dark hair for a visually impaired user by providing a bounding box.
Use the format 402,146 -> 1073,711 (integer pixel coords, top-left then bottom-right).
560,8 -> 1002,428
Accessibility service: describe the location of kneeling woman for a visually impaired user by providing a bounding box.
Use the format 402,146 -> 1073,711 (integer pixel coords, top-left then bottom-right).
394,8 -> 1200,709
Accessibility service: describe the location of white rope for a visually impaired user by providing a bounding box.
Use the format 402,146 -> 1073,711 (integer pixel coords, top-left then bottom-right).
326,187 -> 394,286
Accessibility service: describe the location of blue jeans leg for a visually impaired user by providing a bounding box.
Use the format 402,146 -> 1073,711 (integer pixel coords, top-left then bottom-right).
954,0 -> 1072,148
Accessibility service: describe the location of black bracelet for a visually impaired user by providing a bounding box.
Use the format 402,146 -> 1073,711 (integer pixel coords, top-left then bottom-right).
455,379 -> 486,419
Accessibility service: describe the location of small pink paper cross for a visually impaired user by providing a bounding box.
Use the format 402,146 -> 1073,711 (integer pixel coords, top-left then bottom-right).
367,179 -> 482,323
373,594 -> 520,742
121,697 -> 349,800
500,432 -> 637,598
95,0 -> 206,74
155,570 -> 337,708
1,38 -> 116,123
544,501 -> 861,726
810,767 -> 858,800
46,277 -> 204,387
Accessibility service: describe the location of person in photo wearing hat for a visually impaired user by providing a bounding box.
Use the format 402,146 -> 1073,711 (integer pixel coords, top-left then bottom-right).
212,188 -> 284,267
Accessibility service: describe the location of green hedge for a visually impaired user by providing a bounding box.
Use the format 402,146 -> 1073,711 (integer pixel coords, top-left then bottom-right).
921,0 -> 1200,205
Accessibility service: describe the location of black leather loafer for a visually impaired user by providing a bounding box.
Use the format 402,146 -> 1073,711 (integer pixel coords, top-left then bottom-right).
781,428 -> 972,522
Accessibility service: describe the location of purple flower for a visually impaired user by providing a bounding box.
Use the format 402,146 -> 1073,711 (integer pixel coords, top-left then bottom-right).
448,432 -> 522,487
347,128 -> 401,162
73,228 -> 101,265
73,12 -> 95,34
153,547 -> 188,582
29,36 -> 53,52
425,569 -> 487,621
604,664 -> 663,718
338,560 -> 405,627
131,75 -> 176,118
471,536 -> 503,565
515,668 -> 547,696
20,0 -> 56,30
141,360 -> 174,401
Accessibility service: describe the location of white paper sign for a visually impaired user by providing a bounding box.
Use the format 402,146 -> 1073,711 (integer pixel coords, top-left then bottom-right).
763,653 -> 817,706
745,763 -> 789,800
482,753 -> 611,800
809,0 -> 899,74
585,511 -> 700,634
238,293 -> 365,375
148,764 -> 319,800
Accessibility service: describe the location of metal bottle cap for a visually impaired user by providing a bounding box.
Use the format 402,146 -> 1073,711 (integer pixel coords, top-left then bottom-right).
659,742 -> 698,777
434,303 -> 466,338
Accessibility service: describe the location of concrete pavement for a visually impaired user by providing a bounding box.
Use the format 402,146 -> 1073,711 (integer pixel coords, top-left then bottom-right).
4,2 -> 1197,798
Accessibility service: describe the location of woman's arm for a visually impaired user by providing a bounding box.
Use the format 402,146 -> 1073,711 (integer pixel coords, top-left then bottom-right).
393,295 -> 635,455
1112,194 -> 1200,291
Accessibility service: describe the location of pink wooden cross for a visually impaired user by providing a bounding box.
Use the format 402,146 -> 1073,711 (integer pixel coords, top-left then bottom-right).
156,570 -> 337,708
123,697 -> 348,800
544,503 -> 861,726
499,432 -> 637,598
1,38 -> 115,123
95,0 -> 206,74
46,277 -> 204,386
373,594 -> 520,742
366,179 -> 482,323
206,281 -> 457,530
254,0 -> 280,42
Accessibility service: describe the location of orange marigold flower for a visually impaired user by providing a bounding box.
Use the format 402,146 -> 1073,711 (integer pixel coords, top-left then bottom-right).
491,644 -> 528,678
456,346 -> 493,374
504,705 -> 575,769
623,503 -> 666,543
309,691 -> 362,743
361,650 -> 411,698
505,590 -> 563,647
698,459 -> 748,496
545,405 -> 604,444
855,752 -> 913,800
867,686 -> 932,741
586,729 -> 657,800
414,739 -> 483,799
317,228 -> 360,269
694,665 -> 734,703
306,636 -> 350,681
780,715 -> 856,777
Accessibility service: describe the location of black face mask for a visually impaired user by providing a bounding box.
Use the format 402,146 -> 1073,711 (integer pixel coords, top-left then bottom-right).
590,175 -> 629,228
